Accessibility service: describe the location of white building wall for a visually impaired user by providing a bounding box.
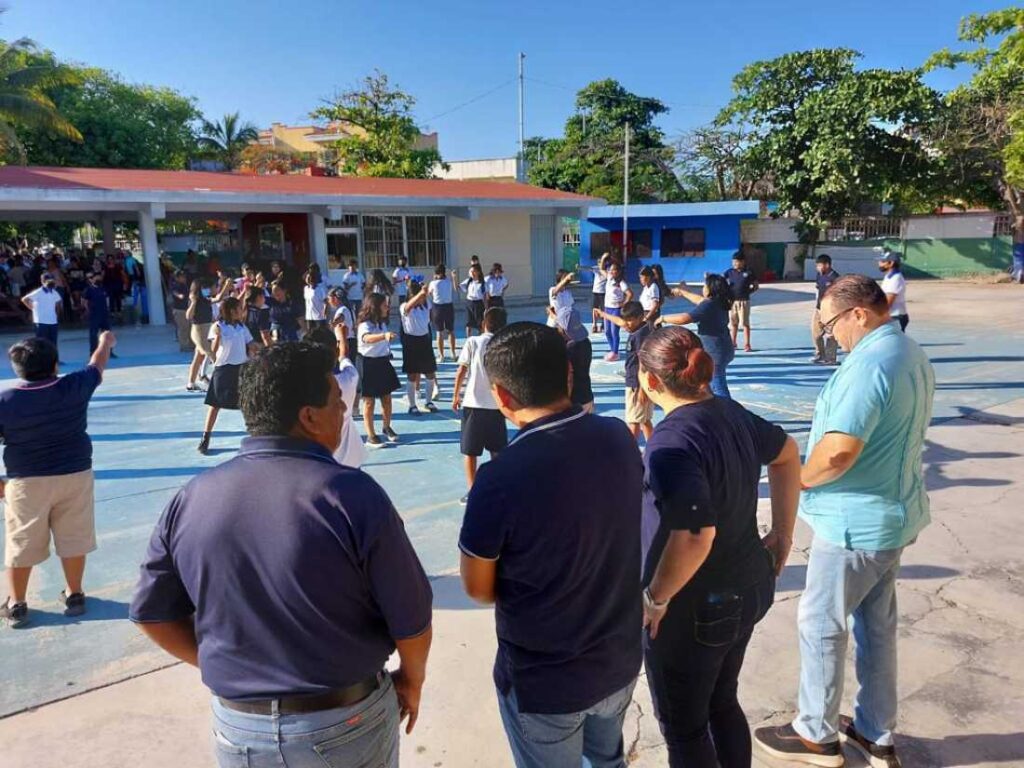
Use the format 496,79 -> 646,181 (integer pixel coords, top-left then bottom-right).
449,209 -> 533,297
435,157 -> 520,182
904,214 -> 996,240
741,217 -> 799,243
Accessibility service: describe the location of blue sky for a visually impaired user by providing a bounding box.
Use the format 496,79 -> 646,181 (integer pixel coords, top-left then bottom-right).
2,0 -> 1004,161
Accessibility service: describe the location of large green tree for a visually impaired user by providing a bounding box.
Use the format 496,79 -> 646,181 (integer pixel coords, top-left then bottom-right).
717,49 -> 939,241
198,111 -> 259,170
526,79 -> 683,203
925,8 -> 1024,242
311,70 -> 445,178
0,37 -> 81,161
21,59 -> 200,169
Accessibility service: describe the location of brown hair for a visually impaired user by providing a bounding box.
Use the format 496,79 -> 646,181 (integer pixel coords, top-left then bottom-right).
823,274 -> 887,313
638,326 -> 715,398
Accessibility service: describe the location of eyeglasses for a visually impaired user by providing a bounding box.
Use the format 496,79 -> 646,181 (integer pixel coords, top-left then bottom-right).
820,307 -> 854,335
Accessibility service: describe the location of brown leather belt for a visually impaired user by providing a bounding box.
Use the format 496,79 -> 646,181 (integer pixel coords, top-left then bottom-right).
218,674 -> 380,715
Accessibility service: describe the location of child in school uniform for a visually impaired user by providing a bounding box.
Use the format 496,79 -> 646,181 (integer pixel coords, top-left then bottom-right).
554,305 -> 594,413
357,293 -> 401,447
428,263 -> 458,362
83,272 -> 115,356
452,306 -> 508,504
602,260 -> 633,362
341,260 -> 365,317
304,326 -> 367,469
597,300 -> 654,442
267,281 -> 301,343
303,267 -> 328,329
547,269 -> 575,327
461,263 -> 487,338
327,287 -> 357,364
485,263 -> 509,308
400,280 -> 440,414
638,265 -> 663,325
198,297 -> 257,455
579,252 -> 611,334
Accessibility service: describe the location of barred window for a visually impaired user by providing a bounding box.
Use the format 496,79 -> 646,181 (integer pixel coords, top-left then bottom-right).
662,228 -> 706,258
405,215 -> 447,267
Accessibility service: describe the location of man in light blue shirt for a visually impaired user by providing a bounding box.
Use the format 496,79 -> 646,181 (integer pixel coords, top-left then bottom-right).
756,275 -> 934,768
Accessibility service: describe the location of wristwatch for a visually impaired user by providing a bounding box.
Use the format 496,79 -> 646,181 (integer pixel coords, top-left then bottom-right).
643,587 -> 668,611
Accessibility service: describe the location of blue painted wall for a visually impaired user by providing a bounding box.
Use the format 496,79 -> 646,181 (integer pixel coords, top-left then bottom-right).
579,212 -> 756,283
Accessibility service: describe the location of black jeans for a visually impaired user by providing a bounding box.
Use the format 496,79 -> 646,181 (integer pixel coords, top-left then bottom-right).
897,314 -> 909,332
644,571 -> 775,768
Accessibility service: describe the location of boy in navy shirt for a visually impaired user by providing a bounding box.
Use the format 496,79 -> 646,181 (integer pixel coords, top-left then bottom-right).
598,301 -> 654,442
723,251 -> 759,352
83,272 -> 115,356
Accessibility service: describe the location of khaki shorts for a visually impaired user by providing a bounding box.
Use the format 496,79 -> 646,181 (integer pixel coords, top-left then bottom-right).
190,322 -> 214,357
3,469 -> 96,567
729,300 -> 751,327
625,386 -> 654,425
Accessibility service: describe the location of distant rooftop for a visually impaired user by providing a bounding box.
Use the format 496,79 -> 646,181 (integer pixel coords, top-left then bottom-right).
586,201 -> 761,218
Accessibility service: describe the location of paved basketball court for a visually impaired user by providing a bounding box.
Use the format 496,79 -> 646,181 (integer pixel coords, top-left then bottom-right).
2,281 -> 1023,767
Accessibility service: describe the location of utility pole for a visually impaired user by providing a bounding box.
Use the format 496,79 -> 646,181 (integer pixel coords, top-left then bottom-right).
517,52 -> 526,182
623,121 -> 630,262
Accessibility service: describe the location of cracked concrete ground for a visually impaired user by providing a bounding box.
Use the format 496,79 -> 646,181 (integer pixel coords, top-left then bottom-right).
2,282 -> 1023,767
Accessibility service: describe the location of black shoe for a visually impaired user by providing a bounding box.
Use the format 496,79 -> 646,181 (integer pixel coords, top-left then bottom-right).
197,433 -> 211,455
60,590 -> 87,617
1,598 -> 29,629
384,426 -> 399,443
366,435 -> 385,448
408,406 -> 421,415
838,715 -> 900,768
424,402 -> 439,413
754,723 -> 844,767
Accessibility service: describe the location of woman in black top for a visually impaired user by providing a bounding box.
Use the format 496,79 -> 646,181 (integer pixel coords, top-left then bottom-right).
661,274 -> 735,399
637,326 -> 801,768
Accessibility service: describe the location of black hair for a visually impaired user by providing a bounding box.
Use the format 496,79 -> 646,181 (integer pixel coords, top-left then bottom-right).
483,322 -> 569,407
358,293 -> 389,325
704,274 -> 733,311
823,274 -> 888,313
302,326 -> 340,363
219,296 -> 244,326
434,263 -> 447,277
370,269 -> 394,295
239,342 -> 335,436
732,250 -> 746,262
620,301 -> 645,322
816,254 -> 832,266
482,306 -> 507,332
8,337 -> 58,381
468,264 -> 485,283
650,264 -> 670,295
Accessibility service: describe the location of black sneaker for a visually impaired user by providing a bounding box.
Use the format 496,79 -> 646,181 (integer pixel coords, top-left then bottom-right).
197,433 -> 211,455
60,590 -> 87,618
838,715 -> 900,768
1,598 -> 29,629
384,426 -> 399,443
366,435 -> 385,448
408,406 -> 421,415
754,724 -> 844,767
424,402 -> 439,413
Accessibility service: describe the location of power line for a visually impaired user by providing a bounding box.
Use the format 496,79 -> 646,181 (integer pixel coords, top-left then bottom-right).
422,79 -> 516,124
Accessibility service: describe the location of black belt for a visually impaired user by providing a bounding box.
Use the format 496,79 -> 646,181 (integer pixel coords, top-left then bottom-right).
219,674 -> 380,715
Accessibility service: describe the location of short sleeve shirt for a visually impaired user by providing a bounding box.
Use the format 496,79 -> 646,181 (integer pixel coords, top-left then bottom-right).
245,305 -> 271,341
392,267 -> 411,296
0,367 -> 102,477
881,271 -> 907,316
400,303 -> 430,337
342,272 -> 365,301
688,299 -> 730,338
129,436 -> 432,700
724,268 -> 756,301
461,279 -> 486,301
332,304 -> 356,338
815,269 -> 840,309
459,409 -> 643,714
485,275 -> 508,297
624,322 -> 653,388
304,284 -> 328,320
25,287 -> 61,324
428,278 -> 453,305
639,283 -> 661,311
642,398 -> 786,592
605,279 -> 628,308
83,286 -> 110,325
210,322 -> 253,366
456,333 -> 497,409
800,323 -> 934,550
358,321 -> 391,358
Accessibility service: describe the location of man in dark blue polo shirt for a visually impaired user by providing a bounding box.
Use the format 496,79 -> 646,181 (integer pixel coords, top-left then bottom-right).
129,341 -> 433,768
811,254 -> 840,365
723,251 -> 759,352
459,322 -> 643,768
1,332 -> 116,629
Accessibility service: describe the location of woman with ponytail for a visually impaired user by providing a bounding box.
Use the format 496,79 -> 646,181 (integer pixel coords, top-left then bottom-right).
660,274 -> 736,398
636,325 -> 801,768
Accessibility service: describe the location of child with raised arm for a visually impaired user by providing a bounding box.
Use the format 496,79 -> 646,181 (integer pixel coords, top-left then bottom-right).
597,301 -> 654,442
400,279 -> 440,414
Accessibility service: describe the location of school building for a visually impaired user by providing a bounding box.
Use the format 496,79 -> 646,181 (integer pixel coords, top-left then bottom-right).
578,201 -> 760,283
0,166 -> 597,325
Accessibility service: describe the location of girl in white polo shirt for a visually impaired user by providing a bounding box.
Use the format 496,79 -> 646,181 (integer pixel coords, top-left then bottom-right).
357,293 -> 401,447
400,280 -> 440,414
546,269 -> 575,328
579,252 -> 611,334
485,262 -> 509,308
428,263 -> 458,362
198,297 -> 255,455
638,266 -> 663,325
603,260 -> 632,361
461,263 -> 488,338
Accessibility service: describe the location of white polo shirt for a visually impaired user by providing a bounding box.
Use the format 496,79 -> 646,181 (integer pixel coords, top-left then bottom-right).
486,275 -> 508,297
304,284 -> 328,321
639,283 -> 661,312
605,279 -> 629,309
342,271 -> 365,302
392,266 -> 412,297
400,302 -> 430,336
881,271 -> 907,317
209,322 -> 253,367
461,278 -> 486,301
457,332 -> 498,409
332,304 -> 356,339
25,287 -> 61,325
358,321 -> 391,358
429,278 -> 453,305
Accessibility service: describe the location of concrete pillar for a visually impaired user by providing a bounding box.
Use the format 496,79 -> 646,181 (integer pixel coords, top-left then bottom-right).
100,216 -> 116,254
309,212 -> 328,273
138,207 -> 167,326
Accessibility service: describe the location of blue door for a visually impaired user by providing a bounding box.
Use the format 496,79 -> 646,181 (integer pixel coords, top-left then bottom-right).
530,214 -> 556,297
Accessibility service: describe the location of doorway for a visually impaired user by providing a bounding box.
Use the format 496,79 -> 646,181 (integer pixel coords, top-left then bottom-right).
326,228 -> 360,285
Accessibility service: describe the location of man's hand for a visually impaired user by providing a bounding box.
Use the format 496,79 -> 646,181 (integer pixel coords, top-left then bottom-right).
761,530 -> 793,577
452,394 -> 462,412
99,330 -> 117,349
391,667 -> 425,734
0,479 -> 5,499
643,598 -> 669,640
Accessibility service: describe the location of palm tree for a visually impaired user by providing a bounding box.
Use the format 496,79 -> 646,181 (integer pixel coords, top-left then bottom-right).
0,37 -> 82,162
197,112 -> 260,170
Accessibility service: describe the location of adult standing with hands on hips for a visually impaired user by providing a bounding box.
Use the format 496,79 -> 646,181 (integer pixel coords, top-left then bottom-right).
878,248 -> 909,332
638,325 -> 800,767
130,341 -> 433,767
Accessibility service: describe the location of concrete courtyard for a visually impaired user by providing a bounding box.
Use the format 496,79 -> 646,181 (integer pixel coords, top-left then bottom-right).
1,281 -> 1023,767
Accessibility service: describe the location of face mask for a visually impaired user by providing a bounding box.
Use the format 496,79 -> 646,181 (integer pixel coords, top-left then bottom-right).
201,288 -> 211,297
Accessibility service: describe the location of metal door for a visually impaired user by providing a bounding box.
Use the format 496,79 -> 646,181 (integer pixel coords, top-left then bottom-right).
530,214 -> 556,297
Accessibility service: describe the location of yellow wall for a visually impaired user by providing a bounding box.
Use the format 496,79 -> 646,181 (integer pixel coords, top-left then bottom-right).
261,124 -> 438,155
449,210 -> 532,298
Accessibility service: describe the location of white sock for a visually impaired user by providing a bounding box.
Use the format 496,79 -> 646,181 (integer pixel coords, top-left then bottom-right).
430,377 -> 440,402
407,381 -> 417,408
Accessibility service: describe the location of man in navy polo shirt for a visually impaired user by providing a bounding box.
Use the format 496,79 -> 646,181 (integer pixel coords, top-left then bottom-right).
1,331 -> 116,629
723,251 -> 759,352
129,341 -> 433,767
459,322 -> 643,768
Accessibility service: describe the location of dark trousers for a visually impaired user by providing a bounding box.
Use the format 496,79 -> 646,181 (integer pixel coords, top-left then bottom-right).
107,289 -> 123,314
34,323 -> 59,351
897,314 -> 909,332
644,572 -> 775,767
89,321 -> 110,354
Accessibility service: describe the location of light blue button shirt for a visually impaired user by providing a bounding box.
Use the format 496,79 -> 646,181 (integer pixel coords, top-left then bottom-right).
800,322 -> 935,550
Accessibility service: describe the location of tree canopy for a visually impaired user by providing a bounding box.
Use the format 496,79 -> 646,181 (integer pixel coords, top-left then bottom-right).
525,79 -> 682,203
716,48 -> 939,241
197,112 -> 259,170
311,70 -> 445,179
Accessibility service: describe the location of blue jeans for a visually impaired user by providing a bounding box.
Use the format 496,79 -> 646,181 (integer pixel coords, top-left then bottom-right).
794,537 -> 904,746
497,680 -> 637,768
700,335 -> 734,399
604,306 -> 622,355
209,673 -> 400,768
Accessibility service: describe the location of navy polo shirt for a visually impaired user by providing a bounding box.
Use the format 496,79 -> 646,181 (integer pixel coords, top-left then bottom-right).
129,436 -> 433,701
724,267 -> 756,300
83,285 -> 110,326
642,398 -> 787,593
688,299 -> 730,338
624,322 -> 654,389
816,268 -> 840,309
0,367 -> 102,478
246,305 -> 271,341
459,408 -> 643,714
